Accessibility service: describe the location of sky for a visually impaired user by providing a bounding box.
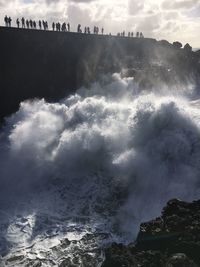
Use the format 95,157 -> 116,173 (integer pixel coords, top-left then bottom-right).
0,0 -> 200,48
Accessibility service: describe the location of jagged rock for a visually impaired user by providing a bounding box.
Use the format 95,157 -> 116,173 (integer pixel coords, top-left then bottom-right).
166,253 -> 197,267
102,199 -> 200,267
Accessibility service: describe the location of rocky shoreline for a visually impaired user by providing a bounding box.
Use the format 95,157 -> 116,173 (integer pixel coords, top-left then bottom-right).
102,199 -> 200,267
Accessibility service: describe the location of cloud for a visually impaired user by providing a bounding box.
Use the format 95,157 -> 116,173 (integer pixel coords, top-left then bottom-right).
128,0 -> 145,15
162,0 -> 200,10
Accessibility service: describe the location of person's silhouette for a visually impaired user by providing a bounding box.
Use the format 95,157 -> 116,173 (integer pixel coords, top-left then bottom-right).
26,19 -> 29,29
58,22 -> 61,31
52,22 -> 55,31
8,17 -> 12,27
16,18 -> 20,28
67,23 -> 70,32
62,22 -> 66,32
39,20 -> 42,30
101,28 -> 104,35
29,19 -> 33,29
77,24 -> 82,33
33,21 -> 36,29
4,15 -> 8,27
21,17 -> 25,28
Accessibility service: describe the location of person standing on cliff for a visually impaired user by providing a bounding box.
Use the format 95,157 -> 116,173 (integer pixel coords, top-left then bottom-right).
77,24 -> 82,33
21,17 -> 25,28
26,19 -> 29,29
4,15 -> 8,27
39,20 -> 42,30
67,23 -> 70,32
16,18 -> 20,28
29,20 -> 33,29
8,17 -> 12,27
52,22 -> 55,31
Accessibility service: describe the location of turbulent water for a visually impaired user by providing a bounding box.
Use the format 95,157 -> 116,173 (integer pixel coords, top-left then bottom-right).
1,73 -> 200,266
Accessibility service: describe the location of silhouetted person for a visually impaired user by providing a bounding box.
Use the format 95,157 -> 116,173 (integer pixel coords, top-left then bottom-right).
84,26 -> 87,33
131,32 -> 134,37
56,22 -> 61,31
16,18 -> 20,28
21,17 -> 25,28
4,15 -> 8,27
33,21 -> 36,29
96,27 -> 99,34
62,22 -> 66,32
8,17 -> 12,27
101,28 -> 104,35
52,22 -> 55,31
136,32 -> 139,37
77,24 -> 82,33
87,27 -> 90,34
67,23 -> 70,32
29,19 -> 32,29
45,21 -> 48,30
39,20 -> 42,30
42,20 -> 45,30
26,19 -> 29,29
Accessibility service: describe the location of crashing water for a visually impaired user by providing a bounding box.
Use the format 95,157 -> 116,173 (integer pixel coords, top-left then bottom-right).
1,73 -> 200,266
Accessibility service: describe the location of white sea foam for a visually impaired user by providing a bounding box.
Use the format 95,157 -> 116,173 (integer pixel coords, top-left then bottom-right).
0,73 -> 200,265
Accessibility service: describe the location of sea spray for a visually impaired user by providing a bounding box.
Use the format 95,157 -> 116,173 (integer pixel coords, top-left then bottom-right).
1,73 -> 200,266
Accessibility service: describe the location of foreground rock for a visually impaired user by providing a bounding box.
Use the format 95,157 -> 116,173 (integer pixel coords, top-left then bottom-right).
102,199 -> 200,267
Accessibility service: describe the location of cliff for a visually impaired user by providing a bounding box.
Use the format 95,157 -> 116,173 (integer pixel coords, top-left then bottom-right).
0,27 -> 199,123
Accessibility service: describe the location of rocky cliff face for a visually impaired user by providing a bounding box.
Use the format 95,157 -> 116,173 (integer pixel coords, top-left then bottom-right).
0,27 -> 199,124
102,199 -> 200,267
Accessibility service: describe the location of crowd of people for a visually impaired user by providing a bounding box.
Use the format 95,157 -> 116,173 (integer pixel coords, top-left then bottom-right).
117,31 -> 144,38
4,15 -> 144,38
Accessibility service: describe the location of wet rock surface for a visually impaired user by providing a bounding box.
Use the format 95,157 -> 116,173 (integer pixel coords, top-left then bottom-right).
102,199 -> 200,267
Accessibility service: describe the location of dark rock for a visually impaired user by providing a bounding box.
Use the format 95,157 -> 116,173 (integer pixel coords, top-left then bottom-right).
102,199 -> 200,267
166,253 -> 197,267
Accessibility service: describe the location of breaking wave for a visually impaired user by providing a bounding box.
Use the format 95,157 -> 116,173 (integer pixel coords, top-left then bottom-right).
1,73 -> 200,266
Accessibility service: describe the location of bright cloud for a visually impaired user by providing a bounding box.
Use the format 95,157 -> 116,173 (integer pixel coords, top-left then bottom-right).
0,0 -> 200,47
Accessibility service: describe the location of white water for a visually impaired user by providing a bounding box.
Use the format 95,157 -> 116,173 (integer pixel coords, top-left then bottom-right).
0,73 -> 200,266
